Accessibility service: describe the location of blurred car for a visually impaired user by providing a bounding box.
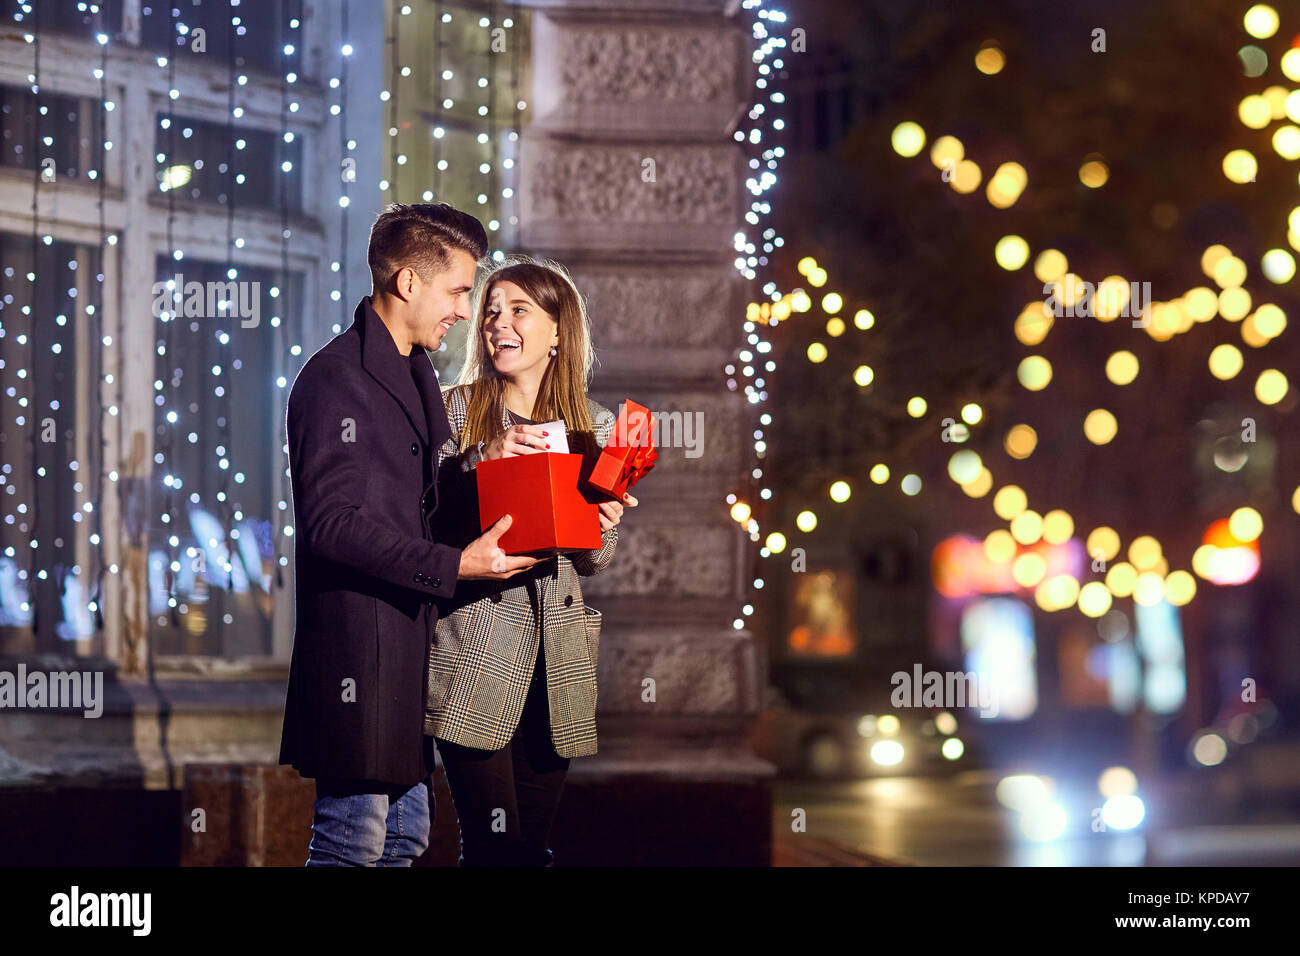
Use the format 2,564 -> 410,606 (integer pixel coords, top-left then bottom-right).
749,665 -> 985,779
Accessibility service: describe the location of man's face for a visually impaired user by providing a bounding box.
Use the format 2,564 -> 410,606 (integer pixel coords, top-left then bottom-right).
411,248 -> 477,351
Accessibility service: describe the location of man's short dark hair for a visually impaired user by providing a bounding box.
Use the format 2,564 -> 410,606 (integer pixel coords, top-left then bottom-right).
367,202 -> 489,290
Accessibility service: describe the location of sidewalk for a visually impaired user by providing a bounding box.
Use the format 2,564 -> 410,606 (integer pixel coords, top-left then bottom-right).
772,832 -> 910,866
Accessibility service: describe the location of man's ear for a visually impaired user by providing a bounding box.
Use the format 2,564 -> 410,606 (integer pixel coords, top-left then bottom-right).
394,266 -> 415,301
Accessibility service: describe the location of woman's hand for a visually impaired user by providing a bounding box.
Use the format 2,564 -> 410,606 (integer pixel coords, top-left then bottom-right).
482,424 -> 550,460
597,492 -> 638,533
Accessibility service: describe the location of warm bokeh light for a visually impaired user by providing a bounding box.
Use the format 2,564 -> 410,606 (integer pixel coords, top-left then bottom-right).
854,309 -> 875,329
1017,355 -> 1052,390
891,121 -> 925,157
1243,4 -> 1280,39
1164,570 -> 1197,606
984,529 -> 1017,564
1004,424 -> 1037,459
1106,562 -> 1137,598
825,316 -> 845,337
1229,506 -> 1263,542
730,502 -> 751,524
795,510 -> 818,533
1033,249 -> 1068,283
1213,254 -> 1247,289
995,234 -> 1030,270
994,485 -> 1028,520
907,396 -> 927,417
853,365 -> 874,387
1128,535 -> 1163,571
1274,125 -> 1300,160
1256,368 -> 1289,404
930,134 -> 964,170
1093,276 -> 1131,321
1209,343 -> 1244,379
1015,301 -> 1053,346
1222,149 -> 1258,184
1086,527 -> 1121,562
975,44 -> 1005,75
1083,408 -> 1118,445
765,531 -> 787,554
1036,574 -> 1080,611
1133,571 -> 1166,607
1078,581 -> 1113,618
986,161 -> 1027,208
948,450 -> 983,484
1239,93 -> 1272,129
1042,509 -> 1074,545
1105,350 -> 1139,386
821,292 -> 843,314
829,480 -> 851,503
1201,244 -> 1231,277
1010,509 -> 1044,545
951,159 -> 982,193
1079,158 -> 1109,187
806,342 -> 827,363
1219,287 -> 1252,322
1184,286 -> 1218,322
1252,303 -> 1287,339
869,463 -> 890,484
962,467 -> 993,498
1012,551 -> 1047,588
961,403 -> 982,425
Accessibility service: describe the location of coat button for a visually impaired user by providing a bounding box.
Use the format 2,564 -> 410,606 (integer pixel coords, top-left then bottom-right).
431,578 -> 441,589
411,442 -> 419,455
413,572 -> 425,584
563,594 -> 574,607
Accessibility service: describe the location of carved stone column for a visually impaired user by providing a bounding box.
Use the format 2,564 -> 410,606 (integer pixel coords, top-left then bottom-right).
521,0 -> 772,864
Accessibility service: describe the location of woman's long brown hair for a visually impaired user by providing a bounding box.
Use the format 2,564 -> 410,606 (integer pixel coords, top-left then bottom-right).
455,257 -> 596,453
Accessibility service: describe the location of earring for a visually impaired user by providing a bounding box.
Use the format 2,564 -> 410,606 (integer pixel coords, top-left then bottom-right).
549,346 -> 558,357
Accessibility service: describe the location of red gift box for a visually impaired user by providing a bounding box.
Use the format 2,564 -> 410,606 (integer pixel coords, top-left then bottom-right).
476,452 -> 602,555
588,399 -> 658,499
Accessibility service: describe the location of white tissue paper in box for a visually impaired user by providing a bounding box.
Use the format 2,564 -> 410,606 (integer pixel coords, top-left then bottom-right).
534,420 -> 569,454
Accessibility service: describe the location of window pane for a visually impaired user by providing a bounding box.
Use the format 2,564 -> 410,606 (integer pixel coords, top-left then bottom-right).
154,113 -> 301,212
147,257 -> 298,657
0,233 -> 104,652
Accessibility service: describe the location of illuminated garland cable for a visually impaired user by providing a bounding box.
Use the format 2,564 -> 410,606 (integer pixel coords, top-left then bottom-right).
221,0 -> 238,595
382,0 -> 397,195
433,0 -> 444,196
163,5 -> 179,627
27,0 -> 40,637
724,1 -> 792,631
273,8 -> 295,590
335,0 -> 352,334
90,4 -> 110,632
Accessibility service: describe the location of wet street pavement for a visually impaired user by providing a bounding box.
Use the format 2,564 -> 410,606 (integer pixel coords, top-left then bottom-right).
773,766 -> 1300,866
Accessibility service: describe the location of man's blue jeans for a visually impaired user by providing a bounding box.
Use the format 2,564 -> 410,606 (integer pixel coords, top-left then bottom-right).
306,777 -> 431,866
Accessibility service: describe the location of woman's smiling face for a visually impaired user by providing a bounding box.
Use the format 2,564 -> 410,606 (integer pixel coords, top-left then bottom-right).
483,279 -> 559,378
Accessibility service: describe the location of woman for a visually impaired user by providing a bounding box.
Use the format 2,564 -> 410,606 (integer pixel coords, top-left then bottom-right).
425,257 -> 634,866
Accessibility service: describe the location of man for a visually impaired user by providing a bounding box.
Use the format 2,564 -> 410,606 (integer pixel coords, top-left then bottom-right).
279,203 -> 537,866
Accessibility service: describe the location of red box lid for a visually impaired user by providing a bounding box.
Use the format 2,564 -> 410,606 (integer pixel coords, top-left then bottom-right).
588,399 -> 658,499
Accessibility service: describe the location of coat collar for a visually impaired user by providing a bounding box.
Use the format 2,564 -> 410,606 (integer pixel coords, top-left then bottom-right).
354,295 -> 442,447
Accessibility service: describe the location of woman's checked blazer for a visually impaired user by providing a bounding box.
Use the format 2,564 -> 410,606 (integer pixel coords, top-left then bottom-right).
424,383 -> 617,758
